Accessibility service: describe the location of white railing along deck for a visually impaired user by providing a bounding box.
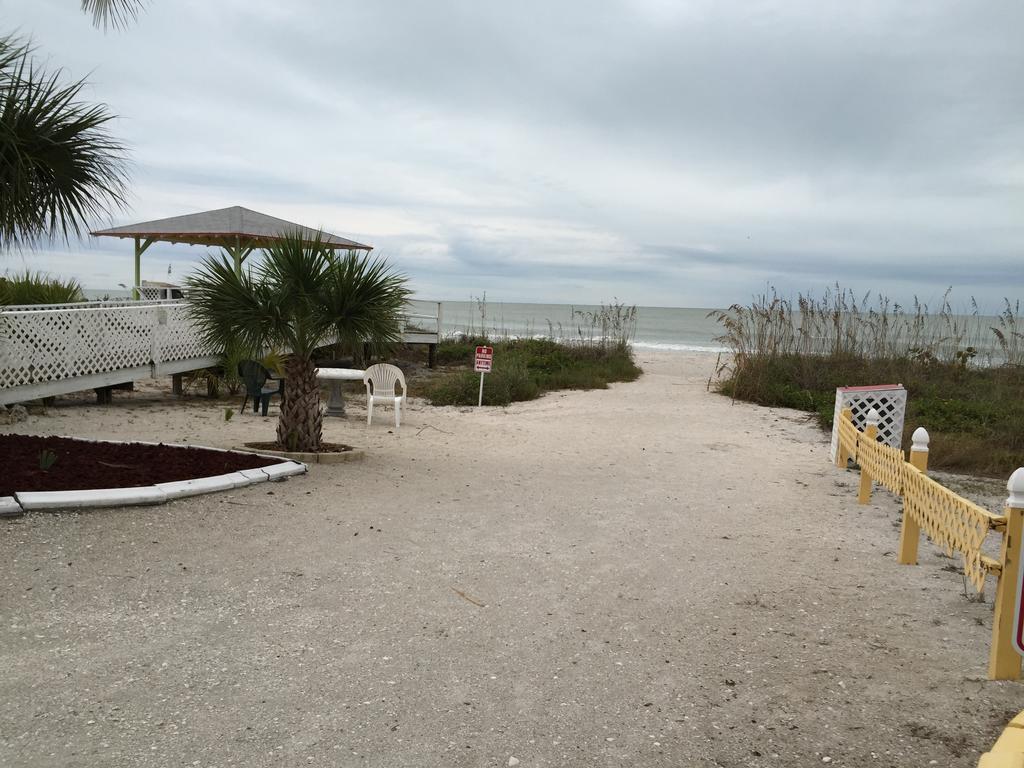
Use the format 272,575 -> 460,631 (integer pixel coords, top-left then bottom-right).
0,300 -> 442,405
400,303 -> 444,344
0,301 -> 219,405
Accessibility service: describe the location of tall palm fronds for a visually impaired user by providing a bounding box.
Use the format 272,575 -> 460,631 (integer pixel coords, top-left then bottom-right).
81,0 -> 147,29
0,33 -> 129,250
187,231 -> 411,452
322,250 -> 411,359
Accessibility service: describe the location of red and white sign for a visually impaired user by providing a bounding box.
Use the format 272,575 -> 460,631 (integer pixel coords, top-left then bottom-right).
474,346 -> 493,373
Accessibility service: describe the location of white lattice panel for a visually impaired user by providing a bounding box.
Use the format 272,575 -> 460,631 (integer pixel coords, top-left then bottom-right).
0,301 -> 217,393
152,305 -> 214,363
829,384 -> 908,462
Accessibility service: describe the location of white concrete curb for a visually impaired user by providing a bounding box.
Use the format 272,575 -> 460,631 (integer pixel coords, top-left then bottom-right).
0,496 -> 25,516
5,436 -> 307,513
262,461 -> 307,481
18,486 -> 168,511
155,472 -> 249,501
238,467 -> 271,483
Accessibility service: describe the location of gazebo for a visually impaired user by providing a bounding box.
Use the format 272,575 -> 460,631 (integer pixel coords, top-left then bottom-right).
91,205 -> 372,296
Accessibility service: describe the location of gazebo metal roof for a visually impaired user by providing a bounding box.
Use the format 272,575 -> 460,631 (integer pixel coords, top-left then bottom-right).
91,205 -> 372,251
90,206 -> 372,295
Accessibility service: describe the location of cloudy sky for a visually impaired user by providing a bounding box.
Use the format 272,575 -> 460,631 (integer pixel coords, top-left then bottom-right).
4,0 -> 1022,308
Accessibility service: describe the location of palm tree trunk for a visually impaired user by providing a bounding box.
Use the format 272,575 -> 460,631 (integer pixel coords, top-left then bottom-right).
277,356 -> 322,452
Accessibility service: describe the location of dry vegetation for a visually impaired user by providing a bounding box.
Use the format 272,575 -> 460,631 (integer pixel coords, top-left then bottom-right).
711,286 -> 1024,477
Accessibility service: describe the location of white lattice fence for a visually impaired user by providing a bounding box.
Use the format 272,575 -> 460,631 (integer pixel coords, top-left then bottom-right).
152,305 -> 216,369
829,384 -> 908,462
0,301 -> 218,403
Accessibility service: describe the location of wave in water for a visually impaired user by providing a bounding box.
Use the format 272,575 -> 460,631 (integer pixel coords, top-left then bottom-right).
632,341 -> 727,353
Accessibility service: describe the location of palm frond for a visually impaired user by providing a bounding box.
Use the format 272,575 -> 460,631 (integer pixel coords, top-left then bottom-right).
81,0 -> 146,30
255,229 -> 336,355
0,35 -> 29,74
0,33 -> 129,250
185,255 -> 281,356
322,251 -> 411,358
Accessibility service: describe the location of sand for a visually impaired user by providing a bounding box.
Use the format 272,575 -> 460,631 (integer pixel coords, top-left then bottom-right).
0,350 -> 1019,767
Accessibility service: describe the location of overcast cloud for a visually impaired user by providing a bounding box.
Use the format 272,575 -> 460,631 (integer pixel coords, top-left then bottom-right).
3,0 -> 1022,308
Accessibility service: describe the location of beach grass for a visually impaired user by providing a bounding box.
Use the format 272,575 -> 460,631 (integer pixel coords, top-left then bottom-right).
426,337 -> 641,406
711,287 -> 1024,477
425,301 -> 641,406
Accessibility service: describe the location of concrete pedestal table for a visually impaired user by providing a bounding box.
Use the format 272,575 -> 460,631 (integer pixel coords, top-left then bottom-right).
316,367 -> 365,417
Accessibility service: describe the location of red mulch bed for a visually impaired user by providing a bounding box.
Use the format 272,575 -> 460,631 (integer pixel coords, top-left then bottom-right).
0,434 -> 280,496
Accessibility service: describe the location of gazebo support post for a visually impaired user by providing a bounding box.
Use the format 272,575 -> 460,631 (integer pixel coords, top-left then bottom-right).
226,243 -> 253,277
132,237 -> 155,299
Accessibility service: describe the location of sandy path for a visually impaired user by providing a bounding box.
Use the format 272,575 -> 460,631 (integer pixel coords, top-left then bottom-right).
0,351 -> 1019,767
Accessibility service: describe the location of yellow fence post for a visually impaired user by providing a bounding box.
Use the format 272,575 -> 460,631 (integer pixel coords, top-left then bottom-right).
857,408 -> 879,505
988,468 -> 1024,681
898,427 -> 928,565
836,407 -> 854,468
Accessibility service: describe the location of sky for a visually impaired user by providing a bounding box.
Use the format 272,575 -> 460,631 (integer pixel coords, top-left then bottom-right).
2,0 -> 1022,309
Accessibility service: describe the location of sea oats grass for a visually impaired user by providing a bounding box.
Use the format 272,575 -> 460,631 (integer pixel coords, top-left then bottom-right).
711,287 -> 1024,477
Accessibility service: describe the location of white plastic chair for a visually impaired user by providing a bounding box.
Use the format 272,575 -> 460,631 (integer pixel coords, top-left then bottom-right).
363,363 -> 407,428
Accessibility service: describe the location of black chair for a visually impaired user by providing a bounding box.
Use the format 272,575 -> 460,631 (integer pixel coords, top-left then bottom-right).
237,360 -> 284,416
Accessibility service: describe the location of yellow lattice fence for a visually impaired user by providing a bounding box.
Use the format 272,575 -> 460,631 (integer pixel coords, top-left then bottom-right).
855,432 -> 908,497
834,407 -> 860,470
834,408 -> 1024,680
902,469 -> 1003,592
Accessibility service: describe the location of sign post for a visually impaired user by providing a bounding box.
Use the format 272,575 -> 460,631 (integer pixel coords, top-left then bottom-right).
474,346 -> 493,407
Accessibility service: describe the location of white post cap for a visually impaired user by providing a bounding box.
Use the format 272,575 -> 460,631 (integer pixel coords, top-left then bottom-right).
866,408 -> 881,427
1008,468 -> 1024,509
911,427 -> 930,453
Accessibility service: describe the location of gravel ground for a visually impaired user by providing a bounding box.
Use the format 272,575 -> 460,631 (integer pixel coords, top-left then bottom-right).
1,351 -> 1021,767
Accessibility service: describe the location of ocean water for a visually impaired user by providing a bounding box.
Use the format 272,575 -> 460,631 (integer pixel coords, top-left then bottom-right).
409,300 -> 726,353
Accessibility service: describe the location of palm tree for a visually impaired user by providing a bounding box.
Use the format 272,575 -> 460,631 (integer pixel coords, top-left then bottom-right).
186,230 -> 411,452
0,34 -> 128,250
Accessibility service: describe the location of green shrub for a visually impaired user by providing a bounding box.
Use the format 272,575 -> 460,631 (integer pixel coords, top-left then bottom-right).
0,271 -> 85,305
425,337 -> 639,406
434,336 -> 491,366
427,362 -> 541,406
